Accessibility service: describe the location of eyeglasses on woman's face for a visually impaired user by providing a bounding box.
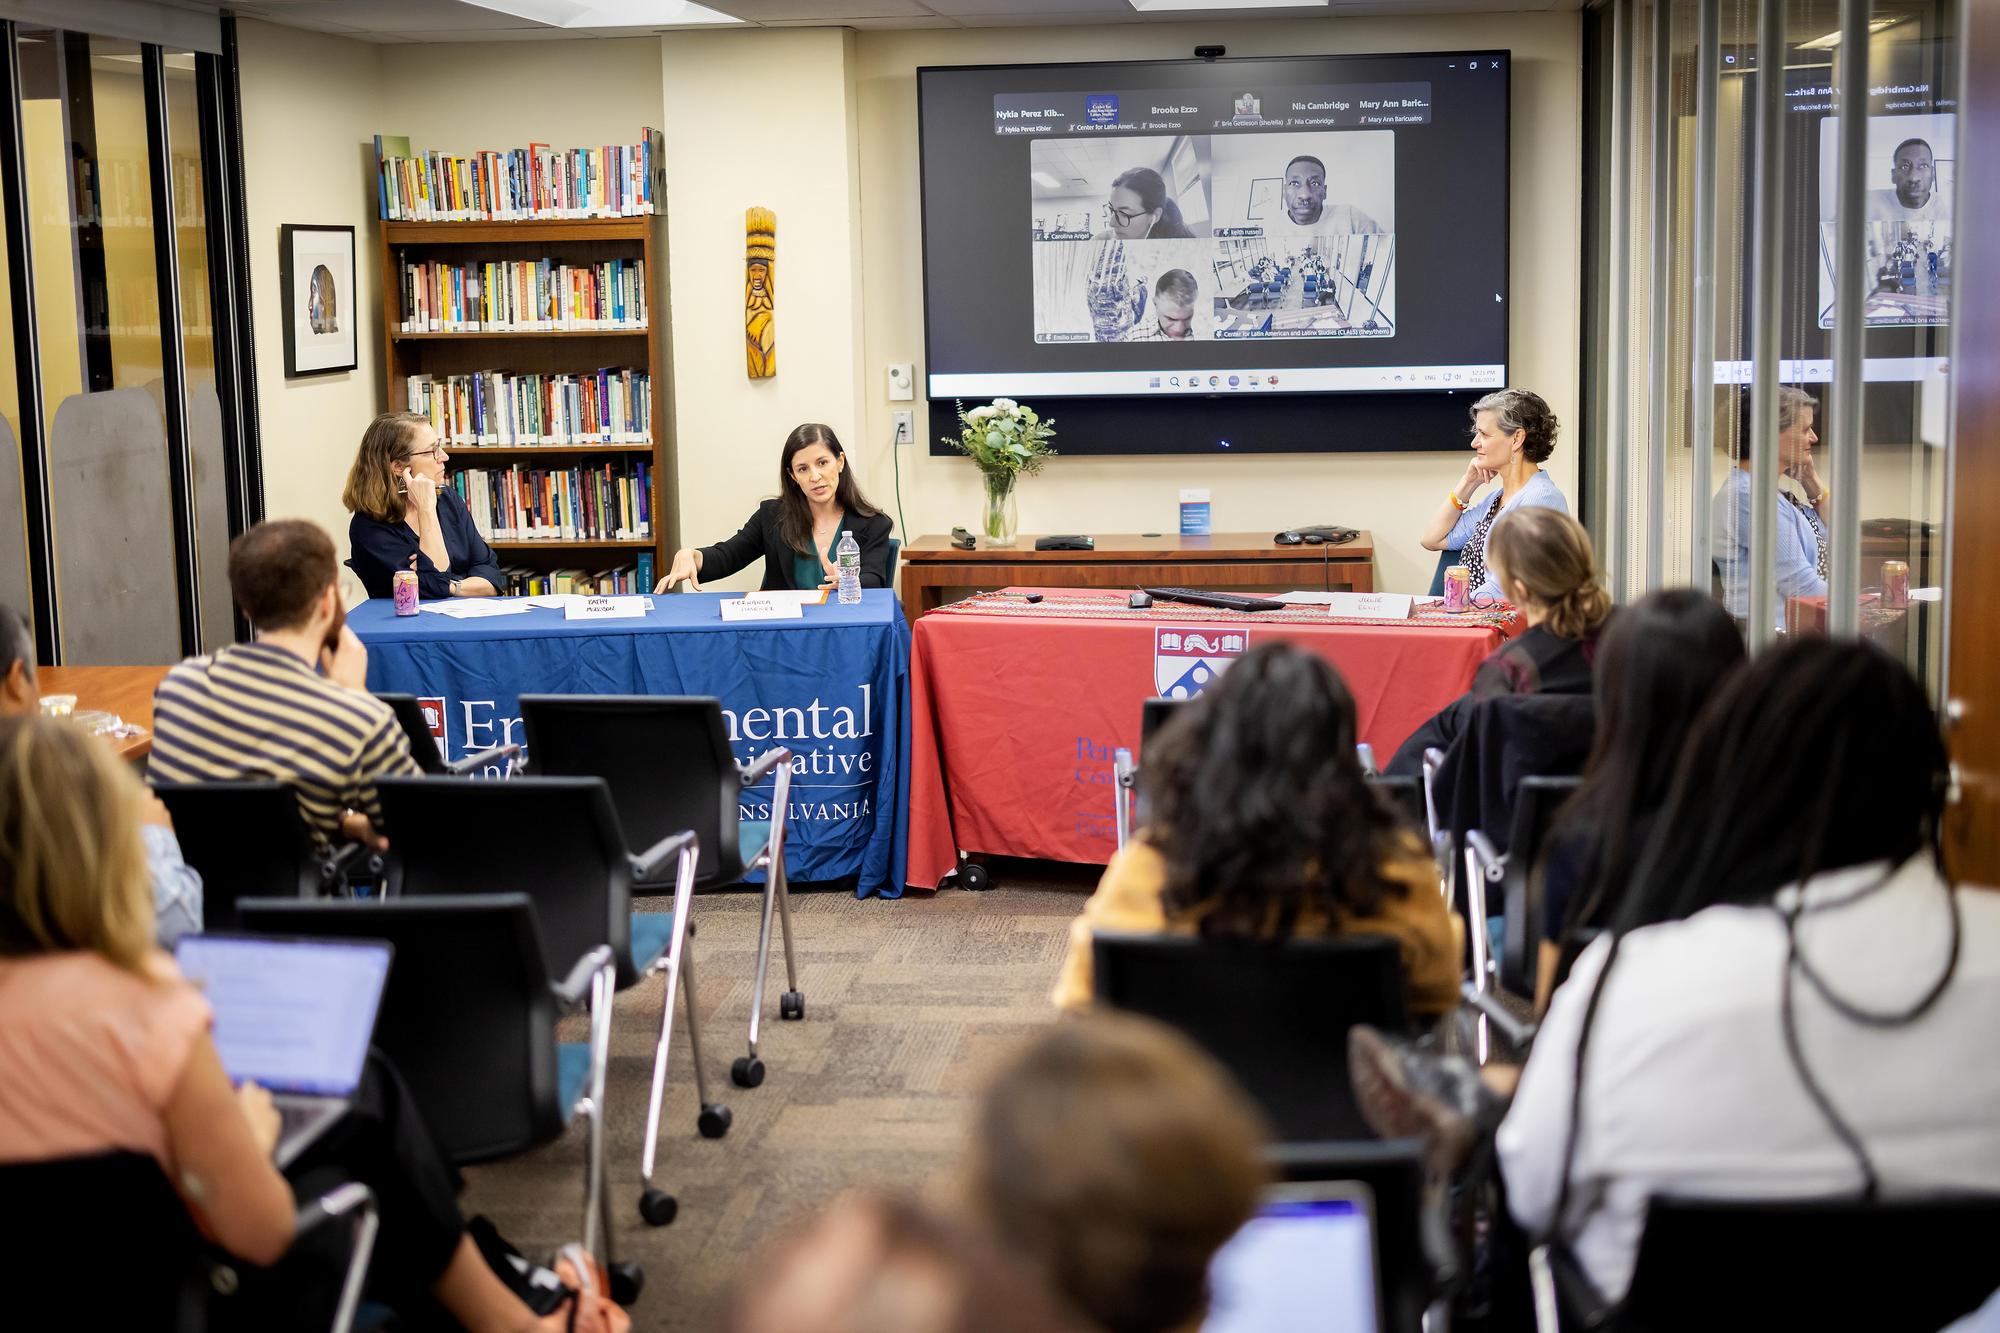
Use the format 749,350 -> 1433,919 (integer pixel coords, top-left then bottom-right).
1104,202 -> 1149,226
403,445 -> 447,463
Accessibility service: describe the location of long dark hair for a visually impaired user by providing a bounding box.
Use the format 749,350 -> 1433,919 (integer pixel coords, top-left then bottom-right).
775,423 -> 880,558
1541,589 -> 1746,935
1550,638 -> 1952,1230
1145,642 -> 1410,937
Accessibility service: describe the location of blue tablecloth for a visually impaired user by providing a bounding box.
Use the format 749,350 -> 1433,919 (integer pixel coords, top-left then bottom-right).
350,590 -> 912,898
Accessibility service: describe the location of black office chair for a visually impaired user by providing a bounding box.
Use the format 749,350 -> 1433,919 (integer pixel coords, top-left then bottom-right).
1112,697 -> 1192,848
1367,773 -> 1429,838
1269,1138 -> 1449,1333
1092,931 -> 1410,1142
375,774 -> 725,1225
153,781 -> 369,929
1497,775 -> 1582,998
0,1151 -> 379,1332
518,695 -> 803,1088
375,693 -> 521,776
236,894 -> 636,1300
1537,1194 -> 2000,1332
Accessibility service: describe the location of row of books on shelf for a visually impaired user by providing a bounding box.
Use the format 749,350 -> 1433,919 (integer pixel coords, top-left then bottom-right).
396,256 -> 649,333
502,558 -> 655,597
452,460 -> 653,543
375,131 -> 662,222
409,369 -> 652,446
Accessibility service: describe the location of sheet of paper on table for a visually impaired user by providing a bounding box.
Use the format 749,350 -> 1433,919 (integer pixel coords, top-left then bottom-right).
522,594 -> 657,611
753,588 -> 830,606
417,599 -> 534,619
1272,591 -> 1342,605
1273,592 -> 1418,617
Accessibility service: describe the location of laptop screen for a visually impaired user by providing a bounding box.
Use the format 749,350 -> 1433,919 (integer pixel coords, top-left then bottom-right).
1204,1187 -> 1383,1333
176,935 -> 392,1097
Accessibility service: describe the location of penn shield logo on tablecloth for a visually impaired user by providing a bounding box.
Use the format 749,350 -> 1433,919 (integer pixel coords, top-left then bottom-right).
1154,628 -> 1249,699
417,696 -> 448,763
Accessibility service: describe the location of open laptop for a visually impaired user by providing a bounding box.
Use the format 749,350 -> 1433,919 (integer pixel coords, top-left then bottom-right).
1203,1181 -> 1385,1333
174,934 -> 393,1168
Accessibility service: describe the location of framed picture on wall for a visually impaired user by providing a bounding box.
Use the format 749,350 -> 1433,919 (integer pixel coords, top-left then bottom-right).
280,224 -> 357,377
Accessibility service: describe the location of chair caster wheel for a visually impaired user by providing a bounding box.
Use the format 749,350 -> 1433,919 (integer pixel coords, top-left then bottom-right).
609,1261 -> 645,1305
780,990 -> 805,1021
960,862 -> 991,892
731,1056 -> 765,1088
698,1103 -> 732,1138
638,1189 -> 677,1227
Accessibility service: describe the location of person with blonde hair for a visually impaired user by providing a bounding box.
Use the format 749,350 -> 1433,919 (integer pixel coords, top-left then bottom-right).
345,410 -> 506,601
963,1013 -> 1271,1333
0,715 -> 616,1331
1389,507 -> 1614,774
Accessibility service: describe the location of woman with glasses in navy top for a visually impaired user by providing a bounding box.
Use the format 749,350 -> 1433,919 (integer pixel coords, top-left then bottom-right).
343,411 -> 507,601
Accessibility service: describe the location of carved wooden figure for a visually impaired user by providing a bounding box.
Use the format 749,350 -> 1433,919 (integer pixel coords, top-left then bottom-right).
746,207 -> 776,378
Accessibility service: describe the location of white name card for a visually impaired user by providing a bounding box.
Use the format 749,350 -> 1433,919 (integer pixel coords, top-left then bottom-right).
719,595 -> 804,623
1326,592 -> 1413,620
564,595 -> 651,621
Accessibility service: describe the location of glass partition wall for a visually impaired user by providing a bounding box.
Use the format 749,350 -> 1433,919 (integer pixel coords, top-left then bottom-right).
1590,0 -> 1956,694
1,17 -> 250,665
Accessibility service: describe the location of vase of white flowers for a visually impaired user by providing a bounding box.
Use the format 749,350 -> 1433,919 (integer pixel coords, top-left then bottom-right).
947,398 -> 1056,548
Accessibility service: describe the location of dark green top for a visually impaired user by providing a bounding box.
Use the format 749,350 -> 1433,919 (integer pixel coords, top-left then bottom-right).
790,518 -> 843,592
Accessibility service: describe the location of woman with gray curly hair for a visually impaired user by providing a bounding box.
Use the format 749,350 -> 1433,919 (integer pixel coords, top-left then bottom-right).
1420,388 -> 1571,601
1711,384 -> 1827,631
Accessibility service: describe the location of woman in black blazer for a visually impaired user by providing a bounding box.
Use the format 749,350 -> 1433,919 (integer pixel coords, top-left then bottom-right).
343,411 -> 507,600
655,423 -> 894,592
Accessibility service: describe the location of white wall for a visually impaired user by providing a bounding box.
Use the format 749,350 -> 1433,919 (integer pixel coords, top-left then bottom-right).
851,16 -> 1582,593
237,18 -> 386,594
657,28 -> 869,591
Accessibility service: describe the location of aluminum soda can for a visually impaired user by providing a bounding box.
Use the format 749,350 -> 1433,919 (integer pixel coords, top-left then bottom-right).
393,568 -> 420,616
1882,560 -> 1910,609
1443,564 -> 1472,614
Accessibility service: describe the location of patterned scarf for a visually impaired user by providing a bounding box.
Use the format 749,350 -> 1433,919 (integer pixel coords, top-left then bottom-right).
1462,493 -> 1505,596
1783,490 -> 1830,580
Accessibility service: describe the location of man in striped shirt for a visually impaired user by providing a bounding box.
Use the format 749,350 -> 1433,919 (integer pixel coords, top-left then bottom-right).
151,519 -> 417,849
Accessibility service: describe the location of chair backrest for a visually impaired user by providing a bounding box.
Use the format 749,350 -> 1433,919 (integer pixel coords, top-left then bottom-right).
237,893 -> 563,1163
1366,773 -> 1427,837
1268,1139 -> 1437,1333
0,1151 -> 205,1329
519,695 -> 743,884
1092,931 -> 1410,1142
375,693 -> 450,775
885,536 -> 901,590
1613,1194 -> 2000,1331
1139,695 -> 1185,745
153,780 -> 322,927
1427,548 -> 1462,598
1499,774 -> 1583,997
377,775 -> 641,987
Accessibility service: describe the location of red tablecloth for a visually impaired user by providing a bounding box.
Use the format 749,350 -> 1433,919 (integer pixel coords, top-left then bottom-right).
905,589 -> 1516,888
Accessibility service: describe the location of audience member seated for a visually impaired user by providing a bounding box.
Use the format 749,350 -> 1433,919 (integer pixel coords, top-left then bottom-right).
150,519 -> 418,851
961,1013 -> 1269,1333
722,1192 -> 1087,1333
0,604 -> 200,943
1052,642 -> 1461,1019
1389,506 -> 1613,776
0,715 -> 607,1331
1363,639 -> 2000,1308
1531,589 -> 1746,1010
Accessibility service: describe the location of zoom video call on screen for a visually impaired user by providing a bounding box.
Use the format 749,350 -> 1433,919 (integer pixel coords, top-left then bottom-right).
918,53 -> 1511,409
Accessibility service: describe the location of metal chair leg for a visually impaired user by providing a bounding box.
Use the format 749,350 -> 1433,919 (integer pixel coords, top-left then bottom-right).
746,868 -> 778,1059
774,852 -> 800,994
638,843 -> 699,1225
679,939 -> 731,1138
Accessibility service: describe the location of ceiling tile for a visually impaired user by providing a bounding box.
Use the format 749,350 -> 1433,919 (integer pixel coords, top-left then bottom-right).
703,0 -> 935,17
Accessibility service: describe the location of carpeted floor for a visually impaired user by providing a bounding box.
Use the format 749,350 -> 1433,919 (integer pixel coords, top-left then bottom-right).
459,862 -> 1096,1332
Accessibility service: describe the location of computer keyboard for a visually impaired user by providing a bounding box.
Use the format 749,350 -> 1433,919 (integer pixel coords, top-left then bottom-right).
1141,587 -> 1288,613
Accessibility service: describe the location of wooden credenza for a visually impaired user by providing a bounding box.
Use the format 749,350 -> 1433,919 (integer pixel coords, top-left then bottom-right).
897,531 -> 1375,620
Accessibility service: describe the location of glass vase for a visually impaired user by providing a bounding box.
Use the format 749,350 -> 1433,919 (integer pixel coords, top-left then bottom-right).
981,470 -> 1019,547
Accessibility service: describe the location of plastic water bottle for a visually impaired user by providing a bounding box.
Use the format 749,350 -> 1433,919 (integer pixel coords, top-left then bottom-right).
836,530 -> 862,604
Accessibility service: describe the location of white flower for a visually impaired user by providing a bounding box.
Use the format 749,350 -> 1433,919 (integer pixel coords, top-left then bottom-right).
992,397 -> 1017,412
966,406 -> 996,421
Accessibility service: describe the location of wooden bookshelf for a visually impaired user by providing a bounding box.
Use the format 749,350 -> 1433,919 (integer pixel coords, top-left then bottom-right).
380,214 -> 666,589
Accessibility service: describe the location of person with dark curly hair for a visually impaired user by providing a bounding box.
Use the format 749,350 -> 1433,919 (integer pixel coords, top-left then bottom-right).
1051,642 -> 1460,1016
1421,388 -> 1570,602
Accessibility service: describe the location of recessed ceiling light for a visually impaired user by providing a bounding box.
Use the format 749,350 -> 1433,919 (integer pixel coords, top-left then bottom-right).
461,0 -> 743,27
1798,16 -> 1906,49
1031,170 -> 1063,188
1130,0 -> 1327,10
